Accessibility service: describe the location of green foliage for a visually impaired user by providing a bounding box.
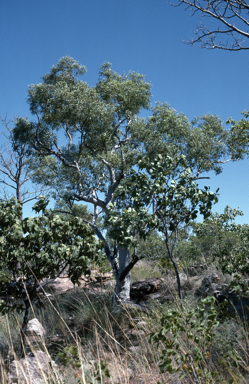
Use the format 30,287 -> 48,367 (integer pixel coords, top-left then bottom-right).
177,206 -> 249,292
150,297 -> 242,383
107,153 -> 218,299
175,206 -> 244,266
227,111 -> 249,159
58,345 -> 81,368
136,105 -> 231,175
53,199 -> 92,222
13,57 -> 152,198
10,57 -> 245,298
217,222 -> 249,276
12,58 -> 238,238
53,198 -> 105,234
92,360 -> 111,383
108,153 -> 218,249
0,196 -> 102,315
135,231 -> 168,260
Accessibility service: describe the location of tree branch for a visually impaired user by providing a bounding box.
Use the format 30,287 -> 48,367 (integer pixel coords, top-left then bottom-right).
169,0 -> 249,50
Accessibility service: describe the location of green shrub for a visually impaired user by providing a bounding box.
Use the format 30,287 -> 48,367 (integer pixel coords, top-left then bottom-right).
150,296 -> 244,383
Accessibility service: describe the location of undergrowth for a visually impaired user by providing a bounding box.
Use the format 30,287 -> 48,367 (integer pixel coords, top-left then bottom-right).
1,264 -> 249,383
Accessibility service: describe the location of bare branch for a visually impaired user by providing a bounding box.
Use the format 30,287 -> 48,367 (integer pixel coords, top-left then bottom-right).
0,180 -> 17,190
169,0 -> 249,50
74,192 -> 108,213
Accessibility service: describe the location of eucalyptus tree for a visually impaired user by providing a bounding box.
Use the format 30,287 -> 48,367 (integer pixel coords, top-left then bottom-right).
13,56 -> 151,302
13,57 -> 241,303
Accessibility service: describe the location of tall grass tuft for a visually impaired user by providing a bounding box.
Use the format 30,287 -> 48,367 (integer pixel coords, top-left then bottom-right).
1,262 -> 249,383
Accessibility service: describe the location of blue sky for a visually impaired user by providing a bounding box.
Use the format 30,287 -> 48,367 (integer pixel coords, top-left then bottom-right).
0,0 -> 248,223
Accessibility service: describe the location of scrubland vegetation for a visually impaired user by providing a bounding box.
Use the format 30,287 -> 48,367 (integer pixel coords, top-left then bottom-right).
1,56 -> 249,383
1,259 -> 249,384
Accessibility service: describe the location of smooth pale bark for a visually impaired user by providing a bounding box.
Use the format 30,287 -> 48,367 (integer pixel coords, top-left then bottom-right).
114,246 -> 131,302
81,221 -> 131,303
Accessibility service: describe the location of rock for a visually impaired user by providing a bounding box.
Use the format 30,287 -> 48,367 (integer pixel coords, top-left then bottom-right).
157,294 -> 175,304
36,292 -> 54,305
25,319 -> 45,351
124,329 -> 145,337
8,350 -> 58,384
202,273 -> 219,285
215,287 -> 249,320
195,273 -> 221,297
148,292 -> 165,301
46,277 -> 75,294
188,276 -> 202,290
26,319 -> 45,340
209,283 -> 218,295
130,317 -> 142,322
47,333 -> 65,348
130,278 -> 163,299
129,320 -> 147,330
128,346 -> 141,353
101,279 -> 114,287
173,273 -> 188,289
122,300 -> 149,313
136,321 -> 147,329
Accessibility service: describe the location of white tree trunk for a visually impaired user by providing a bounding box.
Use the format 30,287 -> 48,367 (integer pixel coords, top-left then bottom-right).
114,247 -> 131,302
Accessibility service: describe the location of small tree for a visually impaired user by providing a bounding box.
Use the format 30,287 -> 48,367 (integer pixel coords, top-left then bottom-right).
0,117 -> 47,214
108,154 -> 218,302
0,196 -> 100,354
193,207 -> 249,292
175,206 -> 244,266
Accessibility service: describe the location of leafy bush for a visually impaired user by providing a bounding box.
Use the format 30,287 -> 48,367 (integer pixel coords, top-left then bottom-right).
150,296 -> 244,383
0,197 -> 102,353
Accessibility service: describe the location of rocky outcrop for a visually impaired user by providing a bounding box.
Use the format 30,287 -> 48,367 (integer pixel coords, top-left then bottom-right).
8,351 -> 58,384
130,278 -> 164,300
26,318 -> 45,340
173,273 -> 188,289
195,273 -> 220,297
192,272 -> 249,321
7,319 -> 57,384
215,287 -> 249,320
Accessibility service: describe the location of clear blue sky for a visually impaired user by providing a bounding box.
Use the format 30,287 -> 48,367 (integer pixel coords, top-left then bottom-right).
0,0 -> 248,223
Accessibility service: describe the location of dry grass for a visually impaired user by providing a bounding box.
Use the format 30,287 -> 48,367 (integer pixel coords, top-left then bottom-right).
1,262 -> 249,383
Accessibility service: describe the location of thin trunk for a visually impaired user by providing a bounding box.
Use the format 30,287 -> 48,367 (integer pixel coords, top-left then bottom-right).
16,180 -> 22,271
168,251 -> 183,304
16,180 -> 22,220
162,219 -> 183,305
20,292 -> 32,356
